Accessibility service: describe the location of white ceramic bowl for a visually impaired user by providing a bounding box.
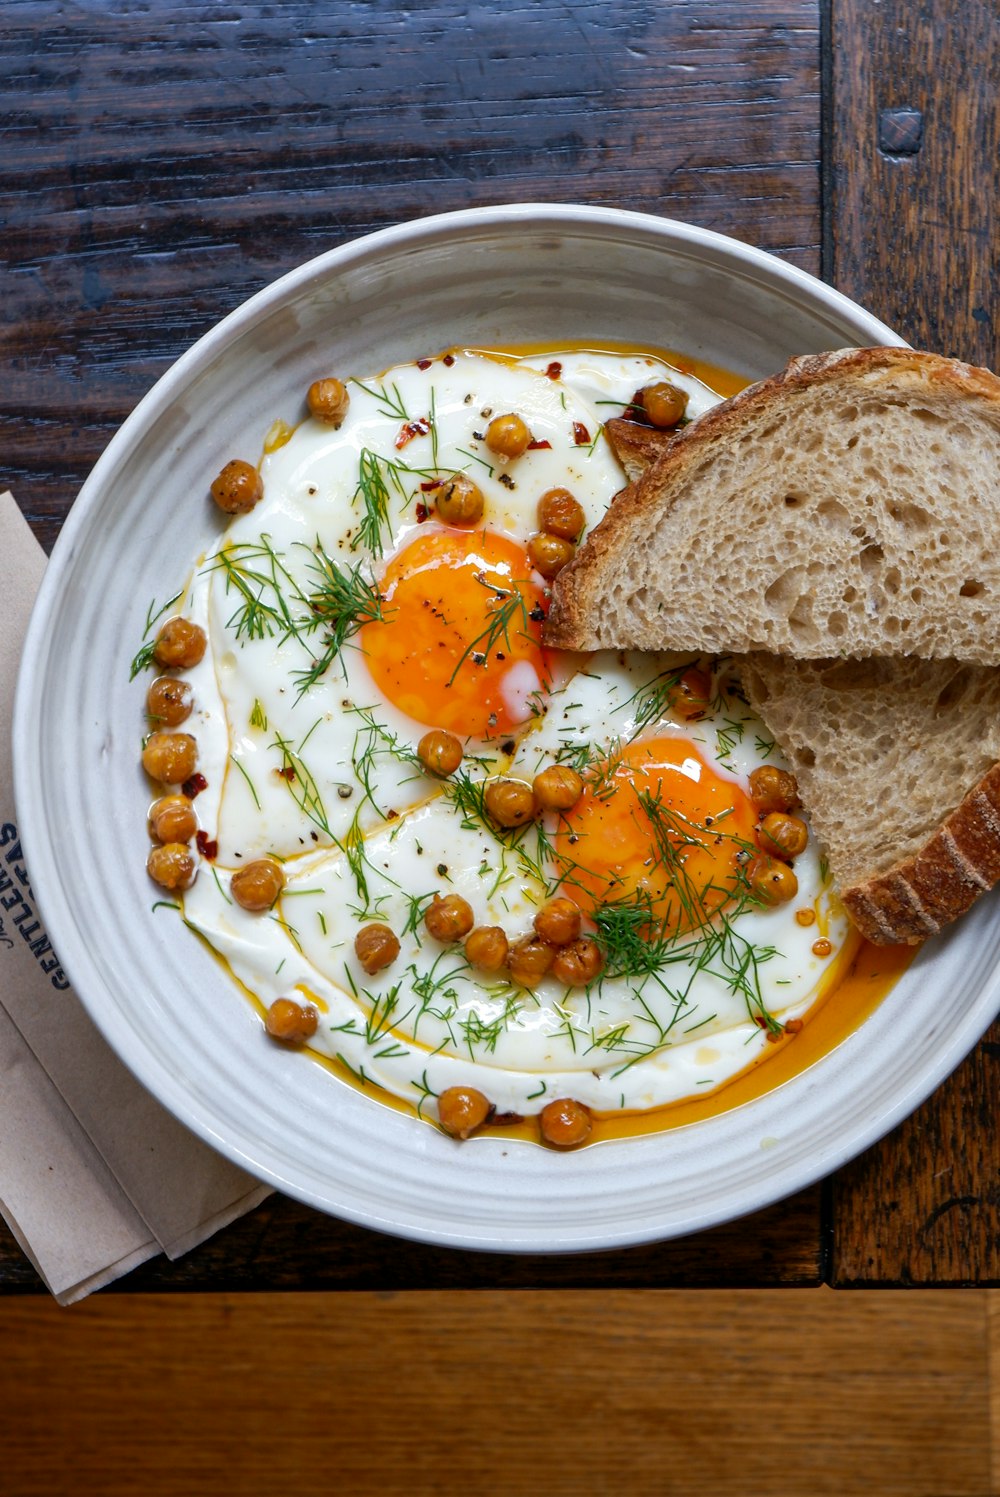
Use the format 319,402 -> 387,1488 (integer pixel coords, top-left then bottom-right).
15,204 -> 1000,1252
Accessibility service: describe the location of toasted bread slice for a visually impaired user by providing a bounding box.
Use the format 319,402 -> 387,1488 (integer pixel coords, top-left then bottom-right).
739,655 -> 1000,944
547,347 -> 1000,663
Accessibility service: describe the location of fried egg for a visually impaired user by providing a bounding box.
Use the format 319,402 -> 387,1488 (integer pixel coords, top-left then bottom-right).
156,348 -> 856,1138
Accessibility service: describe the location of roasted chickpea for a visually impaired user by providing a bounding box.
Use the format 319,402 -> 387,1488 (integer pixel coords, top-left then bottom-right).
465,925 -> 509,973
146,842 -> 196,891
153,616 -> 207,670
231,857 -> 285,912
672,667 -> 712,721
528,531 -> 575,579
757,812 -> 809,861
265,997 -> 318,1043
533,897 -> 582,947
537,487 -> 585,541
149,794 -> 197,844
438,1085 -> 492,1139
142,731 -> 197,785
424,893 -> 475,943
483,778 -> 537,829
748,765 -> 800,815
508,934 -> 555,989
434,473 -> 485,525
146,675 -> 194,727
540,1097 -> 592,1148
417,729 -> 463,778
210,458 -> 263,515
533,764 -> 584,812
306,376 -> 350,427
642,380 -> 689,428
354,923 -> 401,975
485,412 -> 531,458
552,936 -> 605,987
747,855 -> 799,906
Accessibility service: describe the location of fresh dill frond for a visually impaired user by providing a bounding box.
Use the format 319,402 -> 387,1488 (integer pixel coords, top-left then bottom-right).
350,449 -> 394,557
592,891 -> 676,980
350,377 -> 411,422
347,706 -> 424,820
583,1021 -> 634,1055
715,717 -> 748,761
455,445 -> 494,476
407,954 -> 466,1043
270,731 -> 333,838
429,384 -> 439,469
293,547 -> 387,698
249,698 -> 268,730
339,811 -> 374,908
621,789 -> 783,1033
552,734 -> 605,775
335,1051 -> 375,1088
615,662 -> 698,739
457,991 -> 522,1060
202,537 -> 308,646
586,738 -> 624,802
129,639 -> 158,680
129,587 -> 184,679
448,577 -> 533,685
363,981 -> 409,1045
401,890 -> 436,941
411,1068 -> 439,1119
444,767 -> 491,833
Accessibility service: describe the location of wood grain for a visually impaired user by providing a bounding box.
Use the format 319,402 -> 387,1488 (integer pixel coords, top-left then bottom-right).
827,0 -> 1000,364
1,0 -> 821,552
0,1288 -> 990,1496
827,0 -> 1000,1285
0,1186 -> 825,1294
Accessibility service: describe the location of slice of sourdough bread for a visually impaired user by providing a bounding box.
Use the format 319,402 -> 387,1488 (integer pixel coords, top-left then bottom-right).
546,347 -> 1000,663
738,655 -> 1000,944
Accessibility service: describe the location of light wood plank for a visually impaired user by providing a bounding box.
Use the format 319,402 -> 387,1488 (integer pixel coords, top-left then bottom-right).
986,1289 -> 1000,1495
0,1289 -> 990,1496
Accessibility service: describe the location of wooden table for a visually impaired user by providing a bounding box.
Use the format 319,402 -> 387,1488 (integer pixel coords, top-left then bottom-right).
3,0 -> 998,1292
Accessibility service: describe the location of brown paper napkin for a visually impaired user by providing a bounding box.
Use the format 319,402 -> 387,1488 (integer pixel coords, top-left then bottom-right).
1,492 -> 271,1303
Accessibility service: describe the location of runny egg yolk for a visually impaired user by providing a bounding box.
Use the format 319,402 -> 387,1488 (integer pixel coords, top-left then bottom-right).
361,527 -> 550,739
555,737 -> 759,935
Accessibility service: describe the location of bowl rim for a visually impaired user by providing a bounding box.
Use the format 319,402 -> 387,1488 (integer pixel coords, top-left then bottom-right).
17,202 -> 966,1256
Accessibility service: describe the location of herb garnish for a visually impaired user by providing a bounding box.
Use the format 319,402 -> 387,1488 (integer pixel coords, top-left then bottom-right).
292,547 -> 387,697
129,588 -> 184,679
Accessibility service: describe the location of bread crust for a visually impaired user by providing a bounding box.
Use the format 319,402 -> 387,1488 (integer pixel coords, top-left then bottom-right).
603,418 -> 678,481
843,763 -> 1000,944
545,345 -> 1000,651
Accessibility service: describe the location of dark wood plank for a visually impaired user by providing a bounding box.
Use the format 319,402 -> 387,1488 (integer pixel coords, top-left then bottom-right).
827,0 -> 1000,1285
0,1186 -> 825,1294
2,0 -> 821,554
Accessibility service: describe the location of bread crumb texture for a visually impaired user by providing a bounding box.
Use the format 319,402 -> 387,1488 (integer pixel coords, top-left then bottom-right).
740,654 -> 1000,943
546,348 -> 1000,664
